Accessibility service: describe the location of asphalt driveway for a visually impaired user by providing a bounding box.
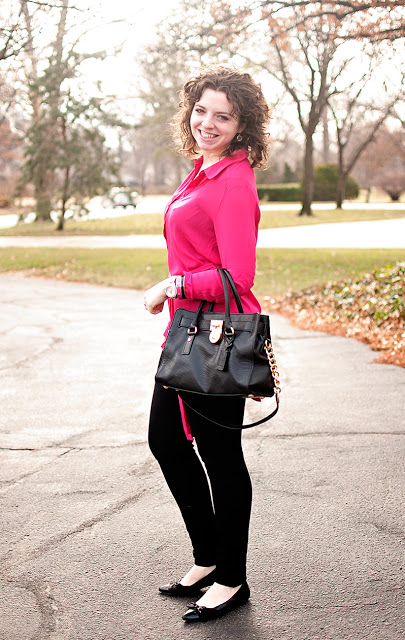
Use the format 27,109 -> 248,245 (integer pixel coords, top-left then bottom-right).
0,273 -> 404,640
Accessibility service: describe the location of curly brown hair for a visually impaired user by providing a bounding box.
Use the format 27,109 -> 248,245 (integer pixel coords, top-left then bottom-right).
172,65 -> 271,169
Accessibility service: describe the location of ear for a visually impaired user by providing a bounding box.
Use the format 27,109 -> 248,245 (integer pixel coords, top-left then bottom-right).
238,122 -> 246,134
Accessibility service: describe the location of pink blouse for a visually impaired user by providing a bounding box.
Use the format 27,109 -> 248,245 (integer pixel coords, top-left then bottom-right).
163,149 -> 262,438
164,149 -> 261,319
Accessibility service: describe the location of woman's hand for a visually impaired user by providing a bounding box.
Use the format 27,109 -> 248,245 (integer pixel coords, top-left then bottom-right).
144,279 -> 170,315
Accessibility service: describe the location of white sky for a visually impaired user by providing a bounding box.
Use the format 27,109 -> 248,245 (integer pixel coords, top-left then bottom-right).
96,0 -> 178,45
79,0 -> 181,96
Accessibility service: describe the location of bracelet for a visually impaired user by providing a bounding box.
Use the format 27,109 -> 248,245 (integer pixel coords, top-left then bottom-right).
175,275 -> 186,299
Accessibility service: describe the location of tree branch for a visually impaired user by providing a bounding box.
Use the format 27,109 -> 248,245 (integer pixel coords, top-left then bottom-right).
345,98 -> 401,173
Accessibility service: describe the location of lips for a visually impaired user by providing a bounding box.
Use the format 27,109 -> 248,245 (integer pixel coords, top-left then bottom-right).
198,130 -> 218,139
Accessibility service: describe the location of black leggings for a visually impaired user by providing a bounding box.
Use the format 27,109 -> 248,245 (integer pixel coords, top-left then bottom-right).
148,383 -> 252,587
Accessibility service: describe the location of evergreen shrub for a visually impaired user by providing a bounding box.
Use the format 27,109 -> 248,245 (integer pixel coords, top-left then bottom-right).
312,164 -> 359,201
256,184 -> 301,202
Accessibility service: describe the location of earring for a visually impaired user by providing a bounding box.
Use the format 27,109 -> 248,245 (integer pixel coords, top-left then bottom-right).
236,133 -> 243,142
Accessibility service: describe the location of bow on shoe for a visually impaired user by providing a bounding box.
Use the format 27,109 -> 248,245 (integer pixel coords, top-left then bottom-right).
182,602 -> 210,622
187,603 -> 206,614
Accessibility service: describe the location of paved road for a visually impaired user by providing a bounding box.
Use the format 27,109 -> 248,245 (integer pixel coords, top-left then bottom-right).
0,273 -> 404,640
0,217 -> 405,249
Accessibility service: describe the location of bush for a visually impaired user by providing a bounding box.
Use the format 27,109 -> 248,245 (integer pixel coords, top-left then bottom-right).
312,164 -> 359,201
0,196 -> 12,208
256,184 -> 301,202
257,166 -> 360,203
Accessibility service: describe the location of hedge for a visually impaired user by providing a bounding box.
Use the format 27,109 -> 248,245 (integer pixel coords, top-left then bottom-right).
257,165 -> 360,202
256,184 -> 301,202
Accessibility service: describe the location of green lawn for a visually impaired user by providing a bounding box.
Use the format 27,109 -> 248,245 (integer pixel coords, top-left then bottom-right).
258,207 -> 405,229
0,213 -> 165,236
256,248 -> 405,295
1,206 -> 404,236
1,247 -> 403,296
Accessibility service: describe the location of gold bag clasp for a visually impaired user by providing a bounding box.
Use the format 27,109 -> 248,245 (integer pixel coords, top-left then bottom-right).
209,319 -> 224,344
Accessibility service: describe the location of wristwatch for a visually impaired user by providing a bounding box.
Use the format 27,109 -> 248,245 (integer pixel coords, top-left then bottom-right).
165,275 -> 186,299
165,277 -> 177,299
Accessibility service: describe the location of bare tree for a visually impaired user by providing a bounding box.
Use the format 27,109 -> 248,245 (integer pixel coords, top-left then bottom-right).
239,13 -> 367,215
373,127 -> 405,200
354,124 -> 405,200
0,1 -> 27,62
330,100 -> 401,208
328,48 -> 404,207
258,1 -> 405,41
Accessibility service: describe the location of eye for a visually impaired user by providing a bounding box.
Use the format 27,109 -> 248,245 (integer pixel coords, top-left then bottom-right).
218,115 -> 230,121
194,107 -> 204,113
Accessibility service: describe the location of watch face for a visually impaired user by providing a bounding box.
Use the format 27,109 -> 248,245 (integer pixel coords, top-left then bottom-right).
166,285 -> 177,298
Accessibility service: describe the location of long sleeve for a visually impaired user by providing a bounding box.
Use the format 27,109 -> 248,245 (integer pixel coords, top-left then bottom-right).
183,178 -> 259,302
165,150 -> 262,318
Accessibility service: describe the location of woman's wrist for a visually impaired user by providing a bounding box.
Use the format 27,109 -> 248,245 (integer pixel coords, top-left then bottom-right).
175,275 -> 186,299
166,275 -> 186,299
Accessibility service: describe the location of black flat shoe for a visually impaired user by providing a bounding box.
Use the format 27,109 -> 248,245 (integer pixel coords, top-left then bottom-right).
159,569 -> 217,597
182,582 -> 250,622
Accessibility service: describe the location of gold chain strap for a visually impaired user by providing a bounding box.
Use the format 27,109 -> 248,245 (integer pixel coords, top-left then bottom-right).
265,340 -> 281,402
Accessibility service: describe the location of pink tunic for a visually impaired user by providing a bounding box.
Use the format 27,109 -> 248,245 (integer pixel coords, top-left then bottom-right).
163,149 -> 262,438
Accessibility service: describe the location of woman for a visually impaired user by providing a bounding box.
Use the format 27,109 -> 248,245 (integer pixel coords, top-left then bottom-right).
144,65 -> 270,623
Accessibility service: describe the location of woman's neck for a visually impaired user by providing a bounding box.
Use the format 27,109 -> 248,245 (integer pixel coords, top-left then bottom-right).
200,153 -> 222,171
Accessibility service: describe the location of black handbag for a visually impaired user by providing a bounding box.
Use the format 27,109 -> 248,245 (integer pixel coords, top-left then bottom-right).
155,268 -> 281,429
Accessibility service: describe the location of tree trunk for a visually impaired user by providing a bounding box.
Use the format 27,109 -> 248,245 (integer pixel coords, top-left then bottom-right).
299,133 -> 314,216
35,167 -> 53,220
336,169 -> 346,209
322,108 -> 330,164
35,190 -> 53,220
57,115 -> 69,231
56,213 -> 65,231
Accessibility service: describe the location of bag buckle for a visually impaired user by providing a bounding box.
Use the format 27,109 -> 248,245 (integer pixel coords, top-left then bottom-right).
209,319 -> 224,344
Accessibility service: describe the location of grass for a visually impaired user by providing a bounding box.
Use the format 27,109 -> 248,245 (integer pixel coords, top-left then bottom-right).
258,207 -> 405,229
0,213 -> 165,236
0,206 -> 404,236
0,248 -> 168,290
256,248 -> 405,295
1,247 -> 404,296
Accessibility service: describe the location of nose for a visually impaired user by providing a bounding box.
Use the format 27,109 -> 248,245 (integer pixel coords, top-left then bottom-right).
201,113 -> 214,129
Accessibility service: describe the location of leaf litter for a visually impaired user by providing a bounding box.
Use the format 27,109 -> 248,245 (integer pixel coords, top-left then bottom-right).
263,262 -> 405,367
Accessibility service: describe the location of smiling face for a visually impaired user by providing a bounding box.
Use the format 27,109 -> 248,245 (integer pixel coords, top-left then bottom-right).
189,88 -> 242,166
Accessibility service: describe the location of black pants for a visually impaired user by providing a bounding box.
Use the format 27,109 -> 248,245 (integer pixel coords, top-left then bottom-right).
148,383 -> 252,587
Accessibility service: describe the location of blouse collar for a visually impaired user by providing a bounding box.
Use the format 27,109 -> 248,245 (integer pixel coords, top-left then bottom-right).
194,149 -> 249,179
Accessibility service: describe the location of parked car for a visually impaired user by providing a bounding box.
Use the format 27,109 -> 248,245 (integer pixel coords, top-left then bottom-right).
108,188 -> 138,209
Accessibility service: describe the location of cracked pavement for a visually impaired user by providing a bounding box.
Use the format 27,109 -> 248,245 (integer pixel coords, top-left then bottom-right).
0,273 -> 404,640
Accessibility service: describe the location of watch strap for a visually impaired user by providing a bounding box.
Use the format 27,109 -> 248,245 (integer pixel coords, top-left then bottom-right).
175,275 -> 185,299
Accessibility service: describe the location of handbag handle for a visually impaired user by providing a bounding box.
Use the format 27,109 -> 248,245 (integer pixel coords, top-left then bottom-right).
220,269 -> 244,313
218,268 -> 234,335
186,268 -> 242,335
